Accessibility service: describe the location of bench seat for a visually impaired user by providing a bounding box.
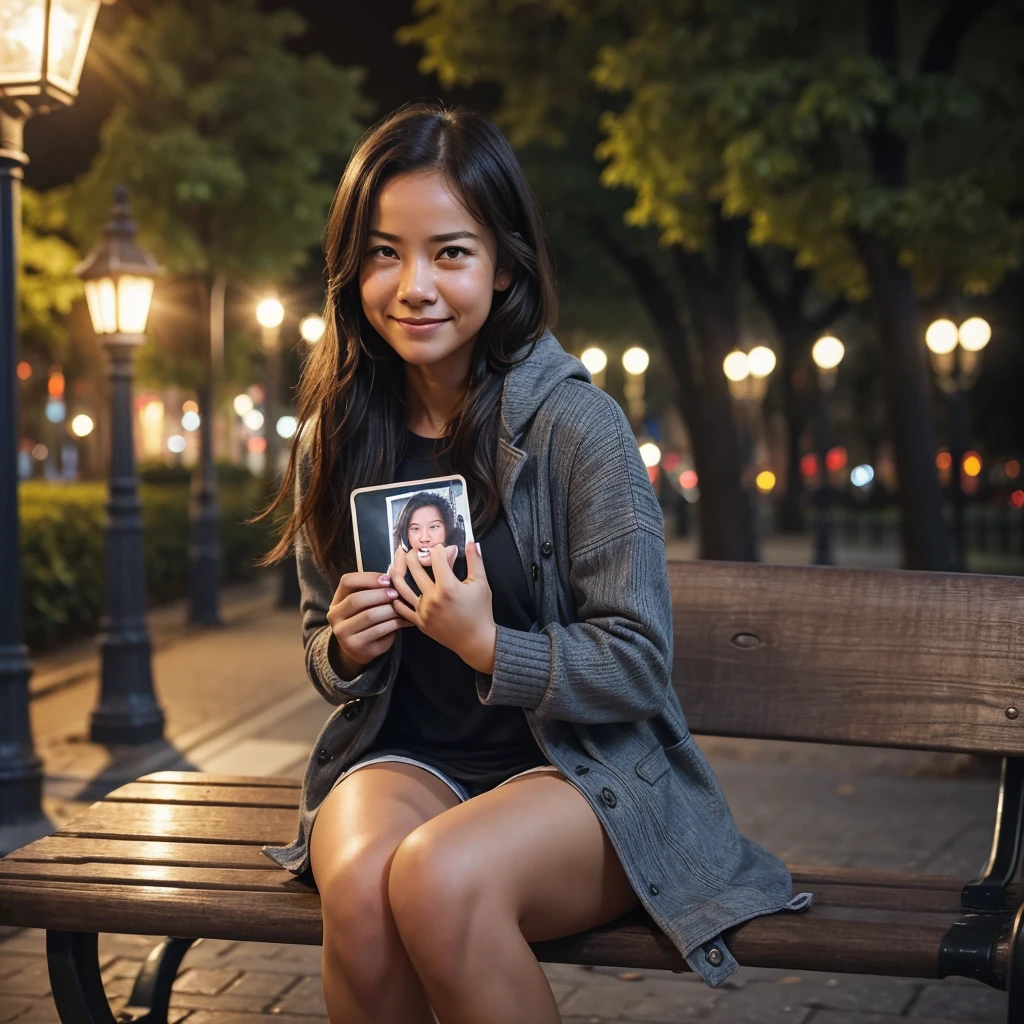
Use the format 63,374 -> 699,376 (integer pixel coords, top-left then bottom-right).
0,772 -> 1009,985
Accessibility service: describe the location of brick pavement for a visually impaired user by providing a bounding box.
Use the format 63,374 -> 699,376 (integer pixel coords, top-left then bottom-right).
0,552 -> 1014,1023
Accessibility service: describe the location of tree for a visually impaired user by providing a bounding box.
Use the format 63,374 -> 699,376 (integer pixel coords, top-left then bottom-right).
66,0 -> 372,390
404,0 -> 1024,569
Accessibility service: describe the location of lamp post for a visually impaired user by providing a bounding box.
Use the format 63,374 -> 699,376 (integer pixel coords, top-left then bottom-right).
723,346 -> 776,557
925,316 -> 992,572
75,187 -> 164,743
256,296 -> 285,483
579,345 -> 607,390
622,346 -> 649,432
810,334 -> 846,566
0,0 -> 112,826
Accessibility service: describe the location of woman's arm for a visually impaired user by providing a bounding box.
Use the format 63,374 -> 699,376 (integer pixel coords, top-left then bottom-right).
475,387 -> 674,724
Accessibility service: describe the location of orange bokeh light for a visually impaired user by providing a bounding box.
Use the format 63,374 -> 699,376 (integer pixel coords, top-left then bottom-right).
936,451 -> 952,471
47,371 -> 65,397
678,470 -> 698,489
247,436 -> 267,454
16,361 -> 31,381
962,452 -> 982,478
1006,460 -> 1021,479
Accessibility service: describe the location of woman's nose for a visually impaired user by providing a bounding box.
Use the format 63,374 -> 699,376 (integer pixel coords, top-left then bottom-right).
397,257 -> 436,304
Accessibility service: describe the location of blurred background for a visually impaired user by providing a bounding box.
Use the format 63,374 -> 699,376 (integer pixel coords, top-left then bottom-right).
4,0 -> 1024,647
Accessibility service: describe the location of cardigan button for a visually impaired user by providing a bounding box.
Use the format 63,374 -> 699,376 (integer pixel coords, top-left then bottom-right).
648,883 -> 660,896
705,947 -> 724,967
316,748 -> 332,766
531,563 -> 539,580
574,765 -> 590,776
600,787 -> 617,808
540,540 -> 553,557
341,699 -> 363,721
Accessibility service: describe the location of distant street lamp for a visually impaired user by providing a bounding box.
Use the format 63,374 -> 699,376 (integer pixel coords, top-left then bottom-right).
299,313 -> 325,345
622,346 -> 649,431
925,316 -> 992,571
256,296 -> 285,481
75,186 -> 164,743
810,334 -> 846,566
0,0 -> 114,827
579,346 -> 607,390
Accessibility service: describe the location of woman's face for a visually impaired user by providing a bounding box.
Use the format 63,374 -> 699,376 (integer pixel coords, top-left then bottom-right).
359,170 -> 512,375
406,505 -> 447,565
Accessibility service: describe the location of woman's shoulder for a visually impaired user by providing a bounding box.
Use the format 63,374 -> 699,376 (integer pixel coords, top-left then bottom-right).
538,377 -> 635,450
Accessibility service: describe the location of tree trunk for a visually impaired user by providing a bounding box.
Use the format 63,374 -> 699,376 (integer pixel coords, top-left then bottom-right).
854,234 -> 951,569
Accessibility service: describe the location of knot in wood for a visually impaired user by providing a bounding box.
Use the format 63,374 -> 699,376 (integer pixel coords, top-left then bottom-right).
730,632 -> 761,649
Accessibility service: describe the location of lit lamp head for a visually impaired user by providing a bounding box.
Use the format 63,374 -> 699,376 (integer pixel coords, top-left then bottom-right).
956,316 -> 991,378
746,345 -> 776,400
723,349 -> 750,401
924,318 -> 959,384
75,185 -> 160,342
299,314 -> 325,344
0,0 -> 115,117
811,334 -> 845,392
622,346 -> 650,376
256,296 -> 285,352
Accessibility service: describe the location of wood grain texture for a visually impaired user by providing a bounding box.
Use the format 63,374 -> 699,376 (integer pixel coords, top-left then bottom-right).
105,783 -> 301,809
136,771 -> 300,788
668,561 -> 1024,755
1,836 -> 279,869
0,879 -> 968,980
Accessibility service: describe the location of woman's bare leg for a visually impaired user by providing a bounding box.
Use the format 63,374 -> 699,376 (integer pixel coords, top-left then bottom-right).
387,768 -> 639,1024
309,762 -> 461,1024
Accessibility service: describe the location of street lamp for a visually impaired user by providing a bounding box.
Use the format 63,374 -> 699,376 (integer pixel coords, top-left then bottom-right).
579,345 -> 607,390
299,314 -> 325,345
75,186 -> 164,744
622,346 -> 649,430
256,296 -> 284,482
810,334 -> 846,566
0,0 -> 114,828
925,316 -> 992,571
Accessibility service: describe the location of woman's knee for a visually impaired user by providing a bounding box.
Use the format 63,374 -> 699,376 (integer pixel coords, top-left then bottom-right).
388,822 -> 499,963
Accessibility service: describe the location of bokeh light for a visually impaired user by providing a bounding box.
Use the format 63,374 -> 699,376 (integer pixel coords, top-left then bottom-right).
182,400 -> 199,415
622,347 -> 650,375
747,345 -> 777,378
925,319 -> 959,355
958,317 -> 991,352
233,393 -> 254,417
580,346 -> 608,374
70,414 -> 94,438
812,335 -> 845,371
1005,460 -> 1020,479
300,314 -> 326,343
936,451 -> 952,471
243,409 -> 265,432
678,469 -> 698,490
16,361 -> 31,380
167,435 -> 186,454
962,452 -> 982,478
1011,490 -> 1024,510
850,464 -> 875,488
638,441 -> 661,467
181,411 -> 201,432
256,297 -> 285,328
755,470 -> 776,493
723,351 -> 749,382
276,415 -> 297,439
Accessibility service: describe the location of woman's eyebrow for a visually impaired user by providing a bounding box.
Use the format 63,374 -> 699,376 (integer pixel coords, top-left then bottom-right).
368,230 -> 481,243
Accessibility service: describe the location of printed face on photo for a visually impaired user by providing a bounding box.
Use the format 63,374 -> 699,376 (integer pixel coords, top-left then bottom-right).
406,504 -> 447,564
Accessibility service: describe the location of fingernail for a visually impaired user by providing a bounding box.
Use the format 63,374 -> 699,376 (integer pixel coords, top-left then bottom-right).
387,589 -> 398,598
378,575 -> 391,585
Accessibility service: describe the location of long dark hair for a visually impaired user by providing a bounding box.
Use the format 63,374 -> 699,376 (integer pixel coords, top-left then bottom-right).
393,491 -> 456,553
259,102 -> 558,576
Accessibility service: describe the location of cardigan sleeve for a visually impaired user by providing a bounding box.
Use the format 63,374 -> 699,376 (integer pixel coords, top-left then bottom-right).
294,438 -> 397,705
475,390 -> 674,723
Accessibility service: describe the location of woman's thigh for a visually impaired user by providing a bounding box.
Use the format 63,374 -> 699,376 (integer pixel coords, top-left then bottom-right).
390,767 -> 639,943
310,761 -> 462,895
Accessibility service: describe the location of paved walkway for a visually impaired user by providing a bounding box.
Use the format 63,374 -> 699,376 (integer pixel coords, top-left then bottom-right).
0,546 -> 1014,1022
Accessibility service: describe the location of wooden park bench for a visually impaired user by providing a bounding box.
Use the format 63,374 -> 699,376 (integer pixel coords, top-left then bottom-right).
2,561 -> 1024,1023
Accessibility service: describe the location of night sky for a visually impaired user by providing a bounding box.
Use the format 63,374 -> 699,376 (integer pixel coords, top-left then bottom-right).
23,0 -> 493,189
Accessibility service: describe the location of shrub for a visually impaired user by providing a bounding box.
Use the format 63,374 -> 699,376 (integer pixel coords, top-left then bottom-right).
19,480 -> 274,650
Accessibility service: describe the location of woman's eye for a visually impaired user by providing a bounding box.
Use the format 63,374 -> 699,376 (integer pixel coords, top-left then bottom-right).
368,246 -> 397,259
440,246 -> 469,260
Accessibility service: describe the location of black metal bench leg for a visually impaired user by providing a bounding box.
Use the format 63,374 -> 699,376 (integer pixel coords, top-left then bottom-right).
46,932 -> 199,1024
47,932 -> 117,1024
1007,906 -> 1024,1024
121,937 -> 198,1024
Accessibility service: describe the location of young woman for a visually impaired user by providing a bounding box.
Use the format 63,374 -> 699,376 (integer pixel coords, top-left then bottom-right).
262,103 -> 802,1024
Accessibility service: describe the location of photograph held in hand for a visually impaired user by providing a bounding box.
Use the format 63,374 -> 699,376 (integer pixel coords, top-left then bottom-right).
350,473 -> 475,600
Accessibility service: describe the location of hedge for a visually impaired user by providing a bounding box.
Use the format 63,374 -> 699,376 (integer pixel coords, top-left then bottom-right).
19,477 -> 277,651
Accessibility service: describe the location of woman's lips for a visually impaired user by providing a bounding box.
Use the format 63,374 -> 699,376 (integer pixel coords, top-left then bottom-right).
393,317 -> 451,336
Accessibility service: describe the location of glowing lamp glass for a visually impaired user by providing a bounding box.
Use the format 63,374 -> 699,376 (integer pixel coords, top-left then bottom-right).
747,346 -> 777,379
812,335 -> 845,371
256,297 -> 285,329
580,346 -> 608,375
958,317 -> 991,353
638,441 -> 661,468
83,274 -> 154,334
925,319 -> 959,355
723,351 -> 749,382
622,346 -> 650,376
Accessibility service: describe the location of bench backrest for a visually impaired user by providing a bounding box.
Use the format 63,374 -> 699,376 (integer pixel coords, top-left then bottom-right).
668,561 -> 1024,757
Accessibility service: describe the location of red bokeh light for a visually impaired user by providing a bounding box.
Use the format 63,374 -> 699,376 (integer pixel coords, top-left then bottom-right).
936,451 -> 952,471
1006,460 -> 1021,479
678,469 -> 698,489
1011,490 -> 1024,510
647,465 -> 660,486
247,436 -> 267,454
800,453 -> 818,478
662,452 -> 681,472
825,446 -> 847,473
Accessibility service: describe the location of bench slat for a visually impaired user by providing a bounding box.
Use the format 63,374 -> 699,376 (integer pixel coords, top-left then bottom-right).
0,879 -> 960,980
0,836 -> 280,869
105,783 -> 301,809
137,771 -> 300,788
670,562 -> 1024,756
60,802 -> 296,845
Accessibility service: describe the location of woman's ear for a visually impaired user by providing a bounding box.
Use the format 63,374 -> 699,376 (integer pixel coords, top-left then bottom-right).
494,266 -> 514,292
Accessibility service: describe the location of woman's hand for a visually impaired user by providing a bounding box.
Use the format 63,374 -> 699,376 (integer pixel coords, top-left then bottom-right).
390,541 -> 497,674
326,571 -> 415,679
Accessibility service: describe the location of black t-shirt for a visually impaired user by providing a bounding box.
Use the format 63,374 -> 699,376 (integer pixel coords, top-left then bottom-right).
366,429 -> 547,785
